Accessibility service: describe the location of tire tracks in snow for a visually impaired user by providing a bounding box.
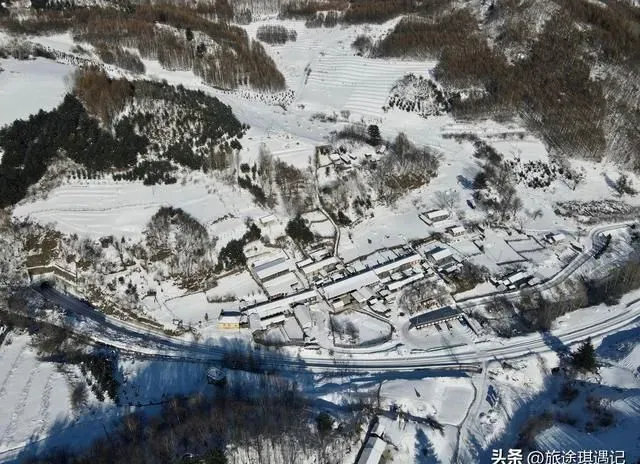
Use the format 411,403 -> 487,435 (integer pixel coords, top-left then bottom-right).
35,373 -> 54,439
0,345 -> 27,405
2,362 -> 39,448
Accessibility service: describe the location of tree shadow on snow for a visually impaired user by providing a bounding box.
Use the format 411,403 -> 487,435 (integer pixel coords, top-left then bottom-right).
474,371 -> 640,463
8,336 -> 314,463
596,326 -> 640,362
414,428 -> 439,464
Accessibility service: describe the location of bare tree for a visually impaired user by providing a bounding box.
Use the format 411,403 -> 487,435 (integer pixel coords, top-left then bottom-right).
258,144 -> 274,196
435,190 -> 460,210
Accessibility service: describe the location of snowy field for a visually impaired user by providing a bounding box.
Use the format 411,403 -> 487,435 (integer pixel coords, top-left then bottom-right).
8,23 -> 640,253
14,177 -> 269,240
381,377 -> 475,426
332,311 -> 392,346
0,58 -> 72,128
0,333 -> 76,456
3,18 -> 640,464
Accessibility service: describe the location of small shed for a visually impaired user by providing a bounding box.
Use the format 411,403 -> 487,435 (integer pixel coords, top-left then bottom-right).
447,225 -> 465,237
218,311 -> 241,329
545,232 -> 566,244
258,214 -> 277,225
427,247 -> 454,264
293,304 -> 312,330
426,209 -> 450,222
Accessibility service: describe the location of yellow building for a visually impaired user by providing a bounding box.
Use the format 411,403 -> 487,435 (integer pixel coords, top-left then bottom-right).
217,312 -> 241,330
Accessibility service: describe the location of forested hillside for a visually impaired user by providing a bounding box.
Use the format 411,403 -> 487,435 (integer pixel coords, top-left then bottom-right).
0,0 -> 285,90
368,0 -> 640,168
275,0 -> 639,169
0,69 -> 246,207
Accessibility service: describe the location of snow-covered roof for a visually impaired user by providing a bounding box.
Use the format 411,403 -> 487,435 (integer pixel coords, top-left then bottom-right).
504,271 -> 531,285
546,232 -> 566,242
258,214 -> 277,225
372,253 -> 422,276
283,317 -> 304,341
248,313 -> 262,330
309,248 -> 330,260
357,436 -> 386,464
218,313 -> 241,323
410,306 -> 461,328
369,300 -> 387,314
296,258 -> 314,268
350,261 -> 367,273
359,286 -> 375,301
428,247 -> 453,262
253,256 -> 285,272
293,304 -> 312,329
262,314 -> 286,326
301,256 -> 339,275
254,258 -> 291,280
244,290 -> 316,320
372,422 -> 386,438
425,209 -> 449,220
351,290 -> 367,303
447,225 -> 465,235
321,271 -> 380,299
387,272 -> 424,291
263,271 -> 300,297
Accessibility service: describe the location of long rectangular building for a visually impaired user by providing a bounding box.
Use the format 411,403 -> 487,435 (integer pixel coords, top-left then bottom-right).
372,253 -> 422,277
244,290 -> 316,320
410,306 -> 462,329
300,256 -> 339,277
357,436 -> 386,464
254,258 -> 292,282
321,270 -> 379,300
387,272 -> 424,292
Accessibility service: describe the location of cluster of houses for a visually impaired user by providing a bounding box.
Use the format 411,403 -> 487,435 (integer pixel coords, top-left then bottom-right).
489,270 -> 537,291
212,211 -> 579,344
316,144 -> 379,172
418,209 -> 467,240
234,246 -> 437,339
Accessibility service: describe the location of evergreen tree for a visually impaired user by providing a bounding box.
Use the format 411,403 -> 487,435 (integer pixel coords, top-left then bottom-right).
286,216 -> 314,245
217,239 -> 246,270
571,338 -> 597,373
367,124 -> 381,145
316,412 -> 334,438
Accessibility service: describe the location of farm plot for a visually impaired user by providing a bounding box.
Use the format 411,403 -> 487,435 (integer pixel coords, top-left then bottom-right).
505,237 -> 544,253
449,239 -> 483,257
205,271 -> 264,304
0,332 -> 75,454
309,219 -> 335,238
162,292 -> 226,327
13,178 -> 267,239
381,377 -> 475,426
0,58 -> 72,127
477,230 -> 526,268
298,54 -> 432,117
331,311 -> 391,347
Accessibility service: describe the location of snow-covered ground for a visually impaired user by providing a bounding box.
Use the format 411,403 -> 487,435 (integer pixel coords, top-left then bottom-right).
0,332 -> 86,457
0,58 -> 72,128
13,176 -> 269,240
3,15 -> 640,464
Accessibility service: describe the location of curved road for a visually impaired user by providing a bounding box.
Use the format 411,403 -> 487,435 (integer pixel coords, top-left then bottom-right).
37,221 -> 638,373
